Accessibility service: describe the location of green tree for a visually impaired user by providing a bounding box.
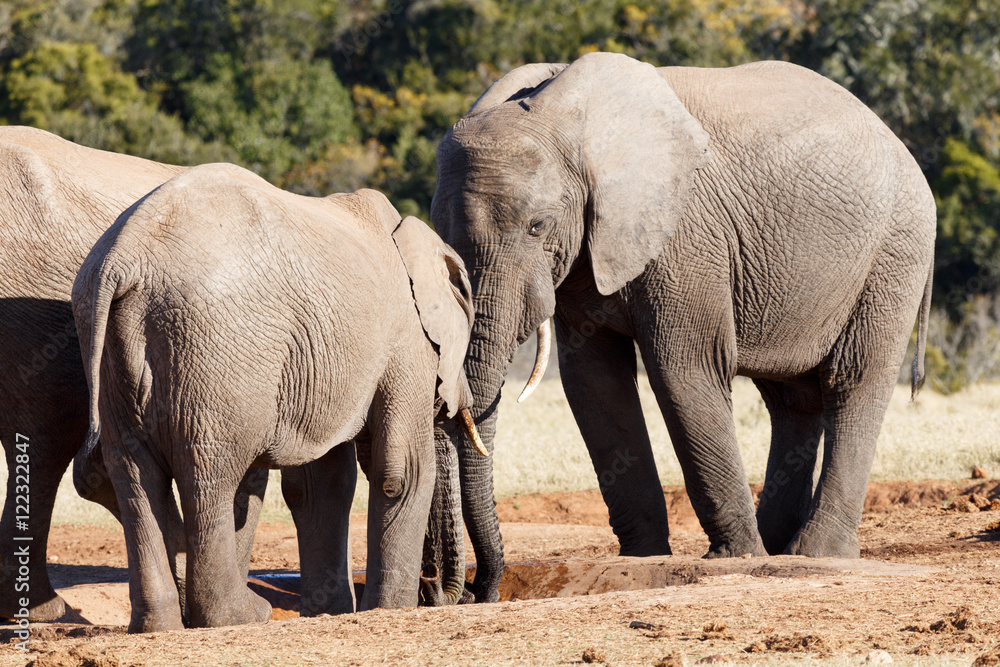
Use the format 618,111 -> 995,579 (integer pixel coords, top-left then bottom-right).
182,53 -> 355,181
0,40 -> 232,164
935,139 -> 1000,309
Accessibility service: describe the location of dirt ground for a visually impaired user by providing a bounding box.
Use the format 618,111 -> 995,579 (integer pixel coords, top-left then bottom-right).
3,480 -> 1000,666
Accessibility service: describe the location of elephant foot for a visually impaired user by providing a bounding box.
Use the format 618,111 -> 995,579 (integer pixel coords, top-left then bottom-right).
467,580 -> 500,604
758,525 -> 798,556
250,588 -> 273,623
223,587 -> 273,627
703,524 -> 767,559
757,506 -> 808,556
189,587 -> 272,629
473,589 -> 499,604
128,606 -> 185,634
300,584 -> 354,616
458,585 -> 476,604
0,591 -> 66,622
619,542 -> 672,558
785,526 -> 860,559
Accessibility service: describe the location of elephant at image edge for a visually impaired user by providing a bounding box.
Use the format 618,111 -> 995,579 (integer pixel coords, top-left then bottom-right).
0,127 -> 263,623
72,162 -> 477,631
0,128 -> 350,624
430,52 -> 935,602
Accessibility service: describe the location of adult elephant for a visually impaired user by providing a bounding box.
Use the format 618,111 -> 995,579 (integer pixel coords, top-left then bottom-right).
0,126 -> 205,622
0,127 -> 279,624
72,163 -> 480,631
431,53 -> 935,603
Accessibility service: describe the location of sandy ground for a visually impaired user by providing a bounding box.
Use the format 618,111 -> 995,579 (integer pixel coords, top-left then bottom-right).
2,480 -> 1000,666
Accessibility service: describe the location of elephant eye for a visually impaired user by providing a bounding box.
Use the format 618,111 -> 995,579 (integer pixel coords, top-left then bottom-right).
528,219 -> 547,237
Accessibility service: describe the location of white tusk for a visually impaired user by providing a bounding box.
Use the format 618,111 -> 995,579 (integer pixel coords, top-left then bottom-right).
459,408 -> 489,457
517,319 -> 551,404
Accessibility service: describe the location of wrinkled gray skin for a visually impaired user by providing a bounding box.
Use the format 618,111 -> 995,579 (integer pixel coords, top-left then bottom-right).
73,163 -> 474,632
431,53 -> 935,602
0,127 -> 224,623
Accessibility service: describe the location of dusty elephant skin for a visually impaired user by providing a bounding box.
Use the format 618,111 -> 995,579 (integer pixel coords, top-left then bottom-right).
430,53 -> 936,602
72,163 -> 475,632
0,126 -> 193,622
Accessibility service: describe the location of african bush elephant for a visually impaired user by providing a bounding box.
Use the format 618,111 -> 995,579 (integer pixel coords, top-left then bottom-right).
0,126 -> 203,622
430,53 -> 935,602
73,162 -> 479,631
0,128 -> 274,625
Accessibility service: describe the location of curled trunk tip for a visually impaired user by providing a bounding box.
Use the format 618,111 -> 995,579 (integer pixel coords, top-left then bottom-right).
459,407 -> 489,456
517,319 -> 551,404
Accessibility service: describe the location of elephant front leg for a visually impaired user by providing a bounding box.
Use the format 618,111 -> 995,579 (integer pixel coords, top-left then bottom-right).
554,317 -> 671,556
637,327 -> 766,559
282,443 -> 356,616
753,378 -> 824,555
359,375 -> 435,611
175,459 -> 271,628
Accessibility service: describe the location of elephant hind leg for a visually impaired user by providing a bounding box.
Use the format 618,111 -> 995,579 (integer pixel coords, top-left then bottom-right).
752,377 -> 823,555
785,371 -> 896,558
788,259 -> 920,558
103,432 -> 184,633
175,458 -> 271,629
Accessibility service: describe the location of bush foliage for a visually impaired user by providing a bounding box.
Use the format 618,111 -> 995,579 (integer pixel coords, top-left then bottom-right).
1,0 -> 997,381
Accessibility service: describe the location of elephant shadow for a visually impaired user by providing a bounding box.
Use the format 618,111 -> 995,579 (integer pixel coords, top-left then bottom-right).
971,523 -> 1000,544
0,297 -> 84,389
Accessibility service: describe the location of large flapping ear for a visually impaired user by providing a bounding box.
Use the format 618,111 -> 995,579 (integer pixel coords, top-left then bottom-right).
392,216 -> 474,418
468,63 -> 568,115
527,52 -> 710,295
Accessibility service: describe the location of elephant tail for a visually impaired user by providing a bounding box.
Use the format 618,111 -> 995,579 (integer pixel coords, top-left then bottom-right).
74,258 -> 135,458
910,262 -> 933,400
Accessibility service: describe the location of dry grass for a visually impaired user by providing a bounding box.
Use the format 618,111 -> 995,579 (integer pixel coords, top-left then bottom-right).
1,378 -> 998,528
492,376 -> 1000,498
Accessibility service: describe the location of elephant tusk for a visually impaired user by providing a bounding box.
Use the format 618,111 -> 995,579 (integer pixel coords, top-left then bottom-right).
517,319 -> 551,404
459,407 -> 489,457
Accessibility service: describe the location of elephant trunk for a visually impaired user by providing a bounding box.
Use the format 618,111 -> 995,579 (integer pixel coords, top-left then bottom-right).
421,423 -> 467,606
454,292 -> 524,603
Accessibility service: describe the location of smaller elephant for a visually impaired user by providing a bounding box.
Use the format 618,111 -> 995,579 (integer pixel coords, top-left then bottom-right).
73,163 -> 480,631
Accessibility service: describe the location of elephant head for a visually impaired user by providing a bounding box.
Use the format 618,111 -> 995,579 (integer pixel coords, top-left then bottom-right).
430,52 -> 710,601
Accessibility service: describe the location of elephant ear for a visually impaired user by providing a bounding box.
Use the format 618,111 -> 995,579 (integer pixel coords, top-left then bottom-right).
392,216 -> 474,418
529,52 -> 710,295
468,63 -> 568,115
